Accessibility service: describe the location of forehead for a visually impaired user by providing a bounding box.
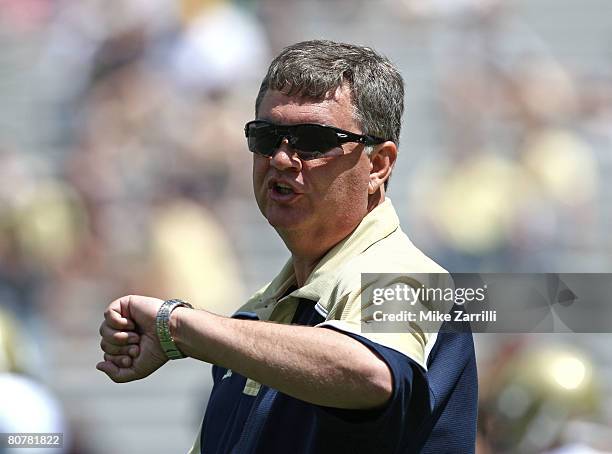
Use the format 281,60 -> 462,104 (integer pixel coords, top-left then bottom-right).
257,86 -> 359,131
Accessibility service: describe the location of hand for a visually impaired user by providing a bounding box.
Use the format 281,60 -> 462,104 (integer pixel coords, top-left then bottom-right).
96,295 -> 168,383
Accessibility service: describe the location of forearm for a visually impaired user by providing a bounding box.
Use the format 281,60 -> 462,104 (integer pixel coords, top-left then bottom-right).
170,308 -> 392,409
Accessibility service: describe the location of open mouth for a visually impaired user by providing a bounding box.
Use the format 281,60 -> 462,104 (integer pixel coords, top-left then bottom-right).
272,183 -> 295,195
267,179 -> 303,201
274,183 -> 295,195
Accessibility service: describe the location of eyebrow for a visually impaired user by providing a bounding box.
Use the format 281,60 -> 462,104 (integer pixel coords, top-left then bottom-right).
256,118 -> 344,129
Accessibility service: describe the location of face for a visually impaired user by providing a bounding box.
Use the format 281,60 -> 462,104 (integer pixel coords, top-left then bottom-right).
252,86 -> 373,249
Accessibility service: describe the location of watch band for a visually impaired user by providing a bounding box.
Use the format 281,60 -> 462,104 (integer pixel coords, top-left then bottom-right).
156,299 -> 193,360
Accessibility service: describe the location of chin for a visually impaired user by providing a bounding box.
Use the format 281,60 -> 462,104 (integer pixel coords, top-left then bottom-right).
266,214 -> 304,230
264,206 -> 309,231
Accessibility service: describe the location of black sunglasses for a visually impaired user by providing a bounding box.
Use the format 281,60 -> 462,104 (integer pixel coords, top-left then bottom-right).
244,120 -> 386,160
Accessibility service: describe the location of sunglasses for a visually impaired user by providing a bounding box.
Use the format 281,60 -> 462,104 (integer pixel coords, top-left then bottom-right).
244,120 -> 386,161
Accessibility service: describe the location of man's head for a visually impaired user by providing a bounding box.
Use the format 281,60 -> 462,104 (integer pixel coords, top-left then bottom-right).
250,40 -> 404,257
255,40 -> 404,163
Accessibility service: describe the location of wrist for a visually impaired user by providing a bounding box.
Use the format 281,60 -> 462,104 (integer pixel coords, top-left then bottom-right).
156,299 -> 193,360
171,308 -> 220,365
169,306 -> 187,348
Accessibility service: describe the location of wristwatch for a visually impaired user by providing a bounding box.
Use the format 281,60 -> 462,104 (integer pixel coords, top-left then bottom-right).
156,299 -> 193,360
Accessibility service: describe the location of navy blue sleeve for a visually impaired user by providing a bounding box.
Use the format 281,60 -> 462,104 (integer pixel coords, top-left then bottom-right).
312,327 -> 432,453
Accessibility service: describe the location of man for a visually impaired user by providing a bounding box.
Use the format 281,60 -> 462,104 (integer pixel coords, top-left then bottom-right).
97,40 -> 477,453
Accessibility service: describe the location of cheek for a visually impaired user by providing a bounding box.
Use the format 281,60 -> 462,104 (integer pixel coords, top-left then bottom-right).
335,169 -> 370,204
307,159 -> 370,204
252,156 -> 268,187
252,157 -> 269,210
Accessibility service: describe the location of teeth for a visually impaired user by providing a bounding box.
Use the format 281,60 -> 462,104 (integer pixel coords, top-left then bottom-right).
275,183 -> 294,195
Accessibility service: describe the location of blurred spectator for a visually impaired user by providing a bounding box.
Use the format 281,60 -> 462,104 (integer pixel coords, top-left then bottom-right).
0,307 -> 71,454
407,151 -> 539,270
170,0 -> 269,95
478,339 -> 612,453
144,198 -> 244,315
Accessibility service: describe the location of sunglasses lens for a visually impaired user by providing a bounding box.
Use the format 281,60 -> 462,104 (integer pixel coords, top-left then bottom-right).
246,122 -> 342,160
247,122 -> 280,156
293,125 -> 339,157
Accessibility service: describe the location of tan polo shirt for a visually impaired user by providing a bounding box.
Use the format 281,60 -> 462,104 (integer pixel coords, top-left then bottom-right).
237,197 -> 447,369
188,198 -> 447,454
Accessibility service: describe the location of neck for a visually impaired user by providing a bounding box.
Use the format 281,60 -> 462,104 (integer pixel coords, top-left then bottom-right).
285,192 -> 386,287
292,254 -> 323,287
279,227 -> 341,287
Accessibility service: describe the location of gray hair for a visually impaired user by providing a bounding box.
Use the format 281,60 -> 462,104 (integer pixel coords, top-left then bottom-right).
255,40 -> 405,149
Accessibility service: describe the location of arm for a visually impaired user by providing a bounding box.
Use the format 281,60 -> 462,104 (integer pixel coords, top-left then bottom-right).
97,295 -> 392,410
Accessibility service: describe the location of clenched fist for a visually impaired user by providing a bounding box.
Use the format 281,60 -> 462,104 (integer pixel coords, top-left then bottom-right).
96,295 -> 168,383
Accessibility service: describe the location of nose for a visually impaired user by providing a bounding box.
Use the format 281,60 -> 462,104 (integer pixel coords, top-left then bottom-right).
270,138 -> 301,171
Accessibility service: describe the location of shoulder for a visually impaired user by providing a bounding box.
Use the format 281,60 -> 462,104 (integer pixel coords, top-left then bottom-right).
336,227 -> 447,294
363,227 -> 445,272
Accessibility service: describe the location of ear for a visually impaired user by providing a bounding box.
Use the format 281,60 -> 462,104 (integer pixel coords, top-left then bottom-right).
368,141 -> 397,194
